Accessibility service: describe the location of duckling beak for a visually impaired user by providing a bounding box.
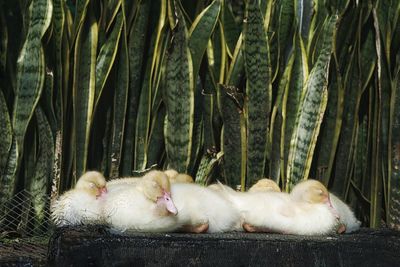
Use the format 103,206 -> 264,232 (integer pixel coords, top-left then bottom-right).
96,186 -> 108,198
325,195 -> 339,219
157,191 -> 178,215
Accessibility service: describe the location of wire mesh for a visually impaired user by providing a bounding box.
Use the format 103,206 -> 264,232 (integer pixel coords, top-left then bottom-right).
0,190 -> 54,264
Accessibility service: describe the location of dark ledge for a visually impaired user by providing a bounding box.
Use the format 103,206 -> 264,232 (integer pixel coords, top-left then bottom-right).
48,226 -> 400,267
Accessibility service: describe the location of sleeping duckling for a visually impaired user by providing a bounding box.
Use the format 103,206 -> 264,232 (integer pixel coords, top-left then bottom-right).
329,194 -> 361,233
248,178 -> 281,193
163,169 -> 194,183
51,171 -> 108,226
104,170 -> 178,233
290,180 -> 361,233
171,183 -> 241,233
216,180 -> 339,235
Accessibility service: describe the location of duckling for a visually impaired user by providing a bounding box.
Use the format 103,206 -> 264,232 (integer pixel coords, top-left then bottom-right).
248,178 -> 281,193
217,180 -> 339,235
51,171 -> 108,226
164,169 -> 194,183
329,194 -> 361,233
171,183 -> 241,233
103,170 -> 178,232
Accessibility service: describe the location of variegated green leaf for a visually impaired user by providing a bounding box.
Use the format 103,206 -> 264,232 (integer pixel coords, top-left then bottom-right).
286,15 -> 337,191
189,0 -> 221,78
388,64 -> 400,230
30,107 -> 54,230
73,10 -> 98,179
94,12 -> 123,110
219,85 -> 244,188
0,89 -> 12,174
109,25 -> 129,178
121,0 -> 151,175
13,0 -> 52,156
243,0 -> 271,186
164,7 -> 194,173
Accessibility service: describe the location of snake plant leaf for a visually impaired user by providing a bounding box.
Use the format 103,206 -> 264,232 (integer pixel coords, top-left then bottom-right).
134,30 -> 159,170
188,0 -> 221,78
226,33 -> 244,86
219,85 -> 244,187
30,107 -> 54,231
222,3 -> 241,56
164,6 -> 194,173
13,0 -> 52,158
243,0 -> 272,186
72,0 -> 90,43
283,32 -> 308,179
121,0 -> 151,176
270,54 -> 294,183
286,15 -> 337,191
73,10 -> 98,179
332,52 -> 361,196
388,65 -> 400,230
52,0 -> 65,129
188,78 -> 204,174
147,103 -> 166,167
296,0 -> 313,41
277,0 -> 295,66
94,12 -> 123,110
203,91 -> 216,150
376,0 -> 400,68
196,150 -> 223,185
360,30 -> 376,92
314,72 -> 342,186
109,26 -> 129,178
0,89 -> 12,174
0,138 -> 18,225
0,8 -> 7,73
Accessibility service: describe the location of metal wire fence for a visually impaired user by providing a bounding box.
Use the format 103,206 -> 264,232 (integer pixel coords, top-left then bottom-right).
0,190 -> 53,264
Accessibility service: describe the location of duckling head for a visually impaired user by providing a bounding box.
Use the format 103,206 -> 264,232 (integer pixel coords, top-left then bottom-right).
75,171 -> 108,198
291,179 -> 340,220
164,169 -> 194,183
291,179 -> 330,204
171,174 -> 194,183
248,178 -> 281,193
140,170 -> 178,215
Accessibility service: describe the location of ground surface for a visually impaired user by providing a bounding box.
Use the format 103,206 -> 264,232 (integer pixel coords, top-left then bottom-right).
1,226 -> 399,266
44,226 -> 400,267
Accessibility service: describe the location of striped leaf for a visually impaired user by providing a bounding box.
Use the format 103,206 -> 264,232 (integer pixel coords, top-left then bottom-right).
121,0 -> 151,175
30,107 -> 54,230
388,63 -> 400,230
188,0 -> 221,78
286,15 -> 337,191
0,89 -> 12,174
164,6 -> 194,173
13,0 -> 52,157
94,11 -> 123,110
73,9 -> 98,179
219,85 -> 244,187
243,0 -> 272,186
109,24 -> 129,178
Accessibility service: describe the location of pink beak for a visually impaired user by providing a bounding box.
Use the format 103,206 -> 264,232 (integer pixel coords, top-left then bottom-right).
157,191 -> 178,215
96,187 -> 108,198
326,195 -> 339,219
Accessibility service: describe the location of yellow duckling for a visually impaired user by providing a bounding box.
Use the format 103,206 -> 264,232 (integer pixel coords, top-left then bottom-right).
171,183 -> 241,233
103,170 -> 178,232
163,169 -> 194,184
248,178 -> 281,193
290,179 -> 360,233
51,171 -> 108,226
215,180 -> 339,235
